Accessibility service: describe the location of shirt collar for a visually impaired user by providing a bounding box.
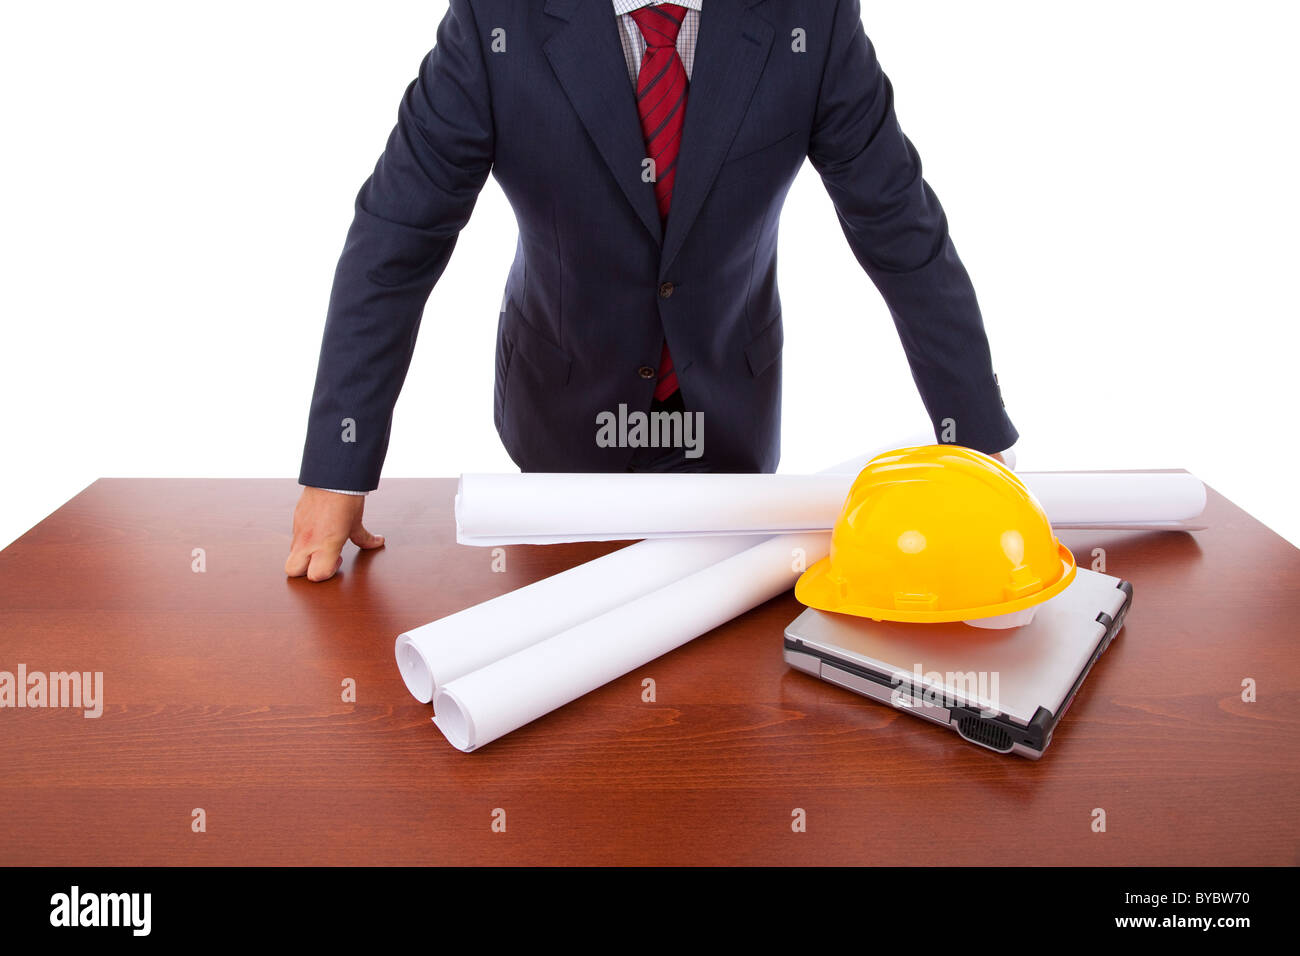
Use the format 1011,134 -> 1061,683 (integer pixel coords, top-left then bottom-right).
613,0 -> 703,16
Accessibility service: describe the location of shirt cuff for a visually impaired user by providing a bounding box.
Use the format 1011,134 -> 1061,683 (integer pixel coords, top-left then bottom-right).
312,487 -> 368,496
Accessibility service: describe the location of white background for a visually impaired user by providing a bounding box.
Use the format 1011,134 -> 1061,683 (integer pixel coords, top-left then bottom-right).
2,0 -> 1297,549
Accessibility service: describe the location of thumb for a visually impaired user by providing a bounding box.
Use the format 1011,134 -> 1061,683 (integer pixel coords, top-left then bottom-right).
350,521 -> 385,550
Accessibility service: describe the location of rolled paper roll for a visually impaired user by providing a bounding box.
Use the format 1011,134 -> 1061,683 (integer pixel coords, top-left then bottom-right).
432,531 -> 830,752
455,473 -> 850,545
395,535 -> 758,703
1020,472 -> 1207,528
454,469 -> 1208,545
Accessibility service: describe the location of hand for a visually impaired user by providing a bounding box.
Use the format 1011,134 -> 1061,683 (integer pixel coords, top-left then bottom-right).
285,487 -> 385,582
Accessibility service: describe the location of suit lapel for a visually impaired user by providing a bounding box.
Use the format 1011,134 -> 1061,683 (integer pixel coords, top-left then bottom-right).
543,0 -> 775,272
544,0 -> 663,247
659,0 -> 774,276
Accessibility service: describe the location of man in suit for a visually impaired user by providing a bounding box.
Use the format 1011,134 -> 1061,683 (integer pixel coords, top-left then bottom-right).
287,0 -> 1019,581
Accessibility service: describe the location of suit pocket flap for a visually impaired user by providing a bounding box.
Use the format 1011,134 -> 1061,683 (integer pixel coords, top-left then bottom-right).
744,314 -> 784,377
504,300 -> 572,387
723,128 -> 800,167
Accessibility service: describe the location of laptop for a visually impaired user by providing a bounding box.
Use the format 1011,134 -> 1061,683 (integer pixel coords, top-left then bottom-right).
783,569 -> 1132,758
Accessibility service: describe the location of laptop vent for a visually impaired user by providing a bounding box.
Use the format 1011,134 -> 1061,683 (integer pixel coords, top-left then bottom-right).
956,717 -> 1015,753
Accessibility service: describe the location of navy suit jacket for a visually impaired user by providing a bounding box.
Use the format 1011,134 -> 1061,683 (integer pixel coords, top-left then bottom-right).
298,0 -> 1018,488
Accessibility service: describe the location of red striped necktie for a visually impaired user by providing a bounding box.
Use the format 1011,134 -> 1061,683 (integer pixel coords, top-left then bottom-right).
629,2 -> 687,402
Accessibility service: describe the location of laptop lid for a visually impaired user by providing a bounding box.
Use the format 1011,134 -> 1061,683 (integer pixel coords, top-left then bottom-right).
784,568 -> 1131,727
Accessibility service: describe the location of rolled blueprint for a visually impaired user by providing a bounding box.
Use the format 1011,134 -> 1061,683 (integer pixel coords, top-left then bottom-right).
455,473 -> 850,545
433,531 -> 828,751
395,535 -> 758,703
1019,472 -> 1207,528
455,469 -> 1207,544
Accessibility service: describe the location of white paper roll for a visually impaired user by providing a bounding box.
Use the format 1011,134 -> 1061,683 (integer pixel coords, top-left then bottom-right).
456,473 -> 850,544
454,469 -> 1207,544
432,531 -> 829,752
1019,472 -> 1207,527
395,534 -> 757,703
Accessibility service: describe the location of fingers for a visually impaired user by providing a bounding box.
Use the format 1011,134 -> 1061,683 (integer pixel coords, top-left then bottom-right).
285,532 -> 346,582
284,546 -> 311,578
350,522 -> 385,550
306,544 -> 345,582
284,487 -> 381,582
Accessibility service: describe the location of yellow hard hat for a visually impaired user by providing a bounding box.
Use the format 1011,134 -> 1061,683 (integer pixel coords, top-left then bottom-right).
795,445 -> 1076,624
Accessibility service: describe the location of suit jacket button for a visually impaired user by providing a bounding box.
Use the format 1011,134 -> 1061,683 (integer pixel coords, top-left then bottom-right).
658,282 -> 675,298
638,365 -> 656,379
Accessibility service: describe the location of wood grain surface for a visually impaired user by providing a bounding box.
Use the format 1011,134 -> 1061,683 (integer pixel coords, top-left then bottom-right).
0,476 -> 1296,865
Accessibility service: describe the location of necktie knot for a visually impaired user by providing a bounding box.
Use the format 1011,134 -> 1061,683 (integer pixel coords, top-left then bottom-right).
629,4 -> 687,49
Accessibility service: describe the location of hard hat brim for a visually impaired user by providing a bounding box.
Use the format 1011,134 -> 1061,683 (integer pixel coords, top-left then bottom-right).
794,542 -> 1078,624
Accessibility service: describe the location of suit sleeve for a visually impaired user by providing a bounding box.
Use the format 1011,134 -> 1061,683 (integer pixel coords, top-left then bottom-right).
807,0 -> 1017,455
298,0 -> 494,491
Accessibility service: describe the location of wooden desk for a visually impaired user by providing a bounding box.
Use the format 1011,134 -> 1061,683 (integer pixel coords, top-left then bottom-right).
0,477 -> 1296,865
